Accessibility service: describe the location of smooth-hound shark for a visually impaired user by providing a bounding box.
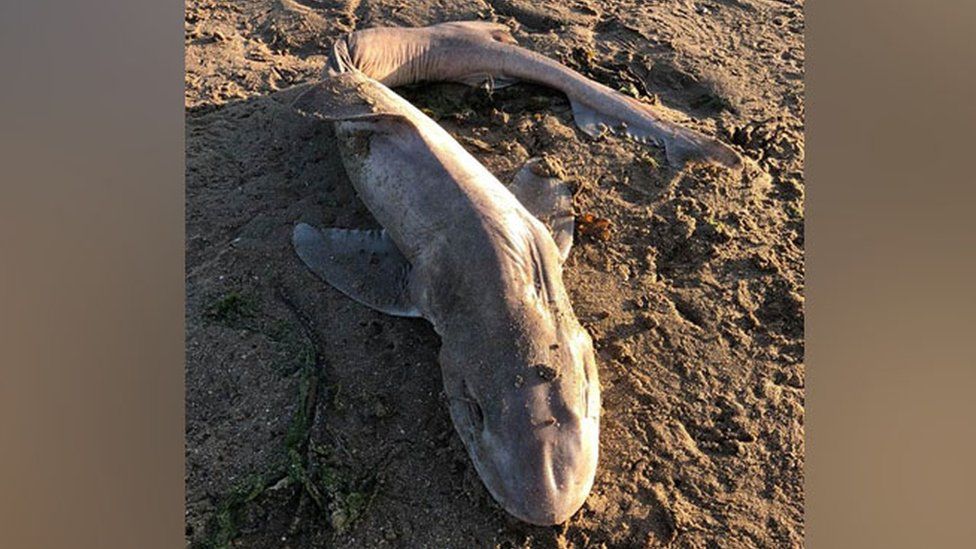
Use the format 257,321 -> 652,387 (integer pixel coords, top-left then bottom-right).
326,21 -> 742,169
290,21 -> 740,525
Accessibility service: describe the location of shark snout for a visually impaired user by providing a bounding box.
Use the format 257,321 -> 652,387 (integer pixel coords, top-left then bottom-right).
506,446 -> 596,524
477,412 -> 599,526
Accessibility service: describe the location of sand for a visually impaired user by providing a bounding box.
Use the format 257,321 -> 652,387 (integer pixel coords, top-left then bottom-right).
185,0 -> 804,546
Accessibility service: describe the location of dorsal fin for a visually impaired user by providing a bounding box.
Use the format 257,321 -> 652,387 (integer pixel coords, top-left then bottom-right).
507,157 -> 575,263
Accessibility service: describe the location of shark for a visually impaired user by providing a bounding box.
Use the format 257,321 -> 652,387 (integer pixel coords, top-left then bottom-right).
325,21 -> 742,170
289,21 -> 739,525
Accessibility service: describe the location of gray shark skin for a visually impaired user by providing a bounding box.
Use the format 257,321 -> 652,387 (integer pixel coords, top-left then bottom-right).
291,72 -> 600,526
326,21 -> 743,169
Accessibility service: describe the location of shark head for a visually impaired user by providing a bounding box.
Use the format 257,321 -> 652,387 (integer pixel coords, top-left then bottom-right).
434,221 -> 601,525
440,306 -> 600,525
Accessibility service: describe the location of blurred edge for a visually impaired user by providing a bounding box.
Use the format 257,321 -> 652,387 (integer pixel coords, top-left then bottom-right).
0,2 -> 184,548
807,0 -> 976,547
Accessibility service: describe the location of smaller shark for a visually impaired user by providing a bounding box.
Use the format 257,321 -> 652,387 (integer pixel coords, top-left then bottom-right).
326,21 -> 742,169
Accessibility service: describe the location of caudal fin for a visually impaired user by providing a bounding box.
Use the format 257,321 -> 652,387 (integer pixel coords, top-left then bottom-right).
570,96 -> 742,170
662,121 -> 743,170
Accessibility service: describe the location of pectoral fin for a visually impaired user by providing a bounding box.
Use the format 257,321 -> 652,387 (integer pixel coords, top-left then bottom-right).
292,223 -> 421,318
508,158 -> 575,263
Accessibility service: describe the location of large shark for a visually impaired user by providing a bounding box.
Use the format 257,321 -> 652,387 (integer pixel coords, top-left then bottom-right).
293,72 -> 600,525
290,21 -> 739,525
292,71 -> 598,525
